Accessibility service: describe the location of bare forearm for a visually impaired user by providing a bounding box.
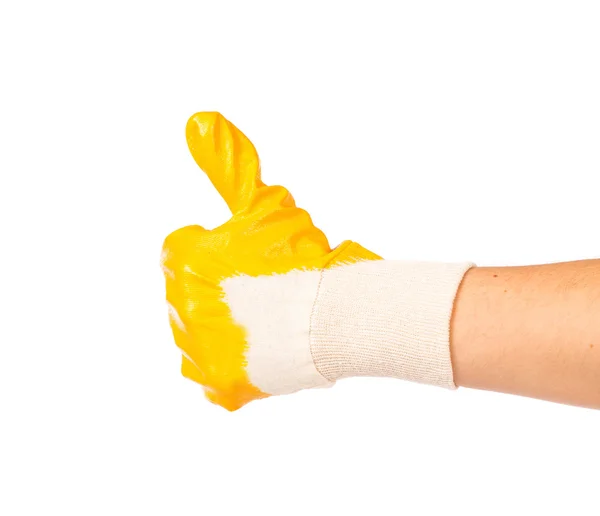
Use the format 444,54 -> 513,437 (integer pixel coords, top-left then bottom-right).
451,260 -> 600,408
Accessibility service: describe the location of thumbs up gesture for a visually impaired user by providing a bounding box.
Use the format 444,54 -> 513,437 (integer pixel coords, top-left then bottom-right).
162,113 -> 381,411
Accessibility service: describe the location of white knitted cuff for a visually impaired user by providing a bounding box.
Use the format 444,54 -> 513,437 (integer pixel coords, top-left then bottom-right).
310,260 -> 475,388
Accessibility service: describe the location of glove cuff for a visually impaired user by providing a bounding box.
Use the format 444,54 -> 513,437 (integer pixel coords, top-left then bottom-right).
310,260 -> 475,388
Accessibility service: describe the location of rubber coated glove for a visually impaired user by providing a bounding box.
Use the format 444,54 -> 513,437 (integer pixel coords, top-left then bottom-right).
161,112 -> 381,411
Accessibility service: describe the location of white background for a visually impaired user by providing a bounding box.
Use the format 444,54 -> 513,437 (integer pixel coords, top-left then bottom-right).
1,1 -> 599,515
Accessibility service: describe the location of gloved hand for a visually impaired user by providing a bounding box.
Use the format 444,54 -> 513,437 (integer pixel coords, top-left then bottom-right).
162,112 -> 473,411
161,112 -> 380,411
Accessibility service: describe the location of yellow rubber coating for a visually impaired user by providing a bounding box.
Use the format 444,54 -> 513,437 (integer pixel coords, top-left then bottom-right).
161,112 -> 381,411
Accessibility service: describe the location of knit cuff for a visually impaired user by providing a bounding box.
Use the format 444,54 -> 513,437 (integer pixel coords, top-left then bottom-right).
310,260 -> 475,388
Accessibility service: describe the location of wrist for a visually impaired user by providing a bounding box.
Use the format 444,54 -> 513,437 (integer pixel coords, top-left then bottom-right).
310,260 -> 475,388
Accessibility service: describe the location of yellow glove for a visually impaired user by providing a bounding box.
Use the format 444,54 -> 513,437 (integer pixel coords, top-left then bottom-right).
161,112 -> 380,411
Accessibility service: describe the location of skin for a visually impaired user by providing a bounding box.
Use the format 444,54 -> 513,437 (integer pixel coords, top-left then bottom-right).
450,260 -> 600,409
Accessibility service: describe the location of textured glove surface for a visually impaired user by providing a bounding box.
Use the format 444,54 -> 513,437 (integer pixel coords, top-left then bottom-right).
161,112 -> 380,411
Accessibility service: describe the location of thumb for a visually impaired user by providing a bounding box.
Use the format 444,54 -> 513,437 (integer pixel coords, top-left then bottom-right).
186,112 -> 265,214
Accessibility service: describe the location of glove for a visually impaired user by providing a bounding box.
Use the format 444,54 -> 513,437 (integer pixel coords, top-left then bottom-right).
161,112 -> 473,411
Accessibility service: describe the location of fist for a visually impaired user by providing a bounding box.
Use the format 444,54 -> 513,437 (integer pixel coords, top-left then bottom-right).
161,113 -> 380,411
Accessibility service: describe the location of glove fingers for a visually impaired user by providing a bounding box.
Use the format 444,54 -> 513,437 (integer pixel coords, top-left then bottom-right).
186,112 -> 264,215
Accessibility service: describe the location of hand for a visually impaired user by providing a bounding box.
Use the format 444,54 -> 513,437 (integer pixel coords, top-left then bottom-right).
161,112 -> 380,411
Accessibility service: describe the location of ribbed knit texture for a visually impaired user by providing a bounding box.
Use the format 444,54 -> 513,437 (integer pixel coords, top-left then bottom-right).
310,260 -> 475,388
